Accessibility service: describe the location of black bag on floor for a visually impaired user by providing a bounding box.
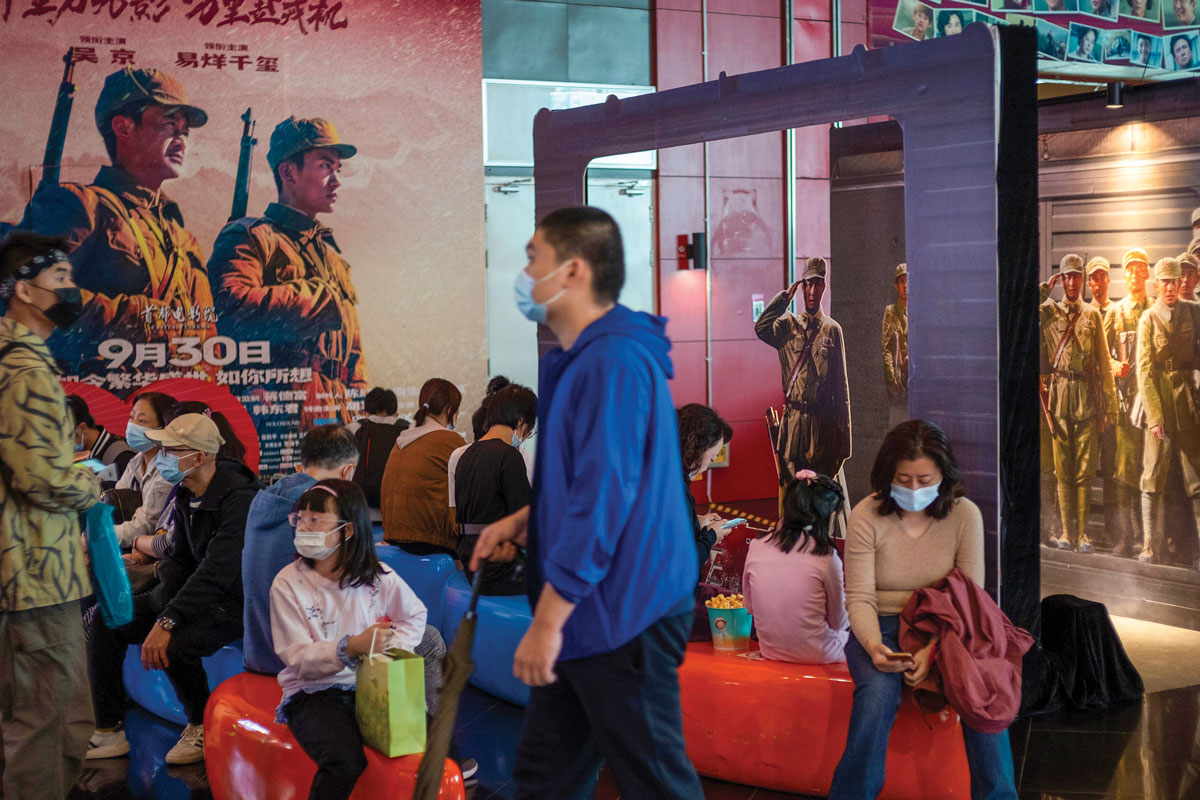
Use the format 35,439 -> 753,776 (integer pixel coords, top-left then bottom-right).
1021,593 -> 1144,715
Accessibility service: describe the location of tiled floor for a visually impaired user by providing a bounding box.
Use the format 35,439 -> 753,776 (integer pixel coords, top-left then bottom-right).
67,683 -> 1200,799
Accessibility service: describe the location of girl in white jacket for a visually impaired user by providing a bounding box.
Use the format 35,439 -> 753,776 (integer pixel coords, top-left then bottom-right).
270,480 -> 426,800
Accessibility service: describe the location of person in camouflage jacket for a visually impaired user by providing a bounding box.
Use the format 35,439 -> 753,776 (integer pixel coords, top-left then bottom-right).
0,232 -> 101,799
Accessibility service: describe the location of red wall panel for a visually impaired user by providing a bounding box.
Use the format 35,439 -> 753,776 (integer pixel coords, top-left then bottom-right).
793,19 -> 833,64
710,339 -> 783,423
795,177 -> 832,258
659,265 -> 708,344
709,177 -> 786,261
708,12 -> 783,76
655,2 -> 832,504
709,259 -> 786,342
668,339 -> 709,408
708,418 -> 781,502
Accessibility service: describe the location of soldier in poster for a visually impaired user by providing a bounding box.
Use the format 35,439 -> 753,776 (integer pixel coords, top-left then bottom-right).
755,256 -> 851,489
1105,249 -> 1152,556
20,67 -> 217,379
1087,256 -> 1121,550
1039,254 -> 1117,553
881,262 -> 909,430
1136,257 -> 1200,566
206,117 -> 366,435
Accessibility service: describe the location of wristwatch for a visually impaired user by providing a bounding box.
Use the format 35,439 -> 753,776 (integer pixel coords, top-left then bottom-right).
157,616 -> 178,632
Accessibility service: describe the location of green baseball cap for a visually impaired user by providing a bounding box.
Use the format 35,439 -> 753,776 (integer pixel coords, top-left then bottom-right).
94,67 -> 207,132
267,117 -> 357,172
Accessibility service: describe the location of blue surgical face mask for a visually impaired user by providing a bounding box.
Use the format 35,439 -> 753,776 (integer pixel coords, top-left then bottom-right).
156,450 -> 199,484
125,422 -> 157,453
890,483 -> 940,513
513,263 -> 568,324
73,436 -> 85,453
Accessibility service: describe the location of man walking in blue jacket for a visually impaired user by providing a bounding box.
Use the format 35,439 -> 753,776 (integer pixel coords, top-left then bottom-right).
473,206 -> 702,799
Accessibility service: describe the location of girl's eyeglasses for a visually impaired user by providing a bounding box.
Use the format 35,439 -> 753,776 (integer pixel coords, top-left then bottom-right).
287,513 -> 348,530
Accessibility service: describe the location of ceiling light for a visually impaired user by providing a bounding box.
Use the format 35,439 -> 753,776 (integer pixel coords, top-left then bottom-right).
1106,81 -> 1124,109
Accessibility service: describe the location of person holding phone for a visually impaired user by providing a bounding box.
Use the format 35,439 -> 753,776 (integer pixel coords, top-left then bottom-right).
676,403 -> 734,572
828,420 -> 1017,799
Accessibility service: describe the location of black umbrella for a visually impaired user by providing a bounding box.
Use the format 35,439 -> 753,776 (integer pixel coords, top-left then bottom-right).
412,566 -> 486,799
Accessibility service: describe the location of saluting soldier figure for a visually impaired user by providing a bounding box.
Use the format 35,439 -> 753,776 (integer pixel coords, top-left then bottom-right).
1105,249 -> 1152,557
881,262 -> 909,430
22,68 -> 216,379
1087,257 -> 1121,551
1136,257 -> 1200,566
755,256 -> 851,487
207,117 -> 366,437
1040,254 -> 1118,553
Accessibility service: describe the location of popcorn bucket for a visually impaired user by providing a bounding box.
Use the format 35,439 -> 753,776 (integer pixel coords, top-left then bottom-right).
707,607 -> 752,651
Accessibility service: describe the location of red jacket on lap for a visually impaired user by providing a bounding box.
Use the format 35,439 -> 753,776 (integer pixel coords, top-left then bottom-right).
899,567 -> 1034,733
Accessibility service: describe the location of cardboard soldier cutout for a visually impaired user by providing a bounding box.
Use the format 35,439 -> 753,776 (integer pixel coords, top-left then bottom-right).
755,257 -> 851,488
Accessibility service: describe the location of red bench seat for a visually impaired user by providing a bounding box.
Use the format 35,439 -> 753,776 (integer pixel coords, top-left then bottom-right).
679,642 -> 971,799
204,672 -> 465,800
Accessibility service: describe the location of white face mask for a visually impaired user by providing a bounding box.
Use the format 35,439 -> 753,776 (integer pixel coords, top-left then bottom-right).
890,483 -> 940,513
294,524 -> 345,561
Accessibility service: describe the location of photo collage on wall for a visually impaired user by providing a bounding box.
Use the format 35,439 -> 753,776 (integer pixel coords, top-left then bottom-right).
890,0 -> 1200,71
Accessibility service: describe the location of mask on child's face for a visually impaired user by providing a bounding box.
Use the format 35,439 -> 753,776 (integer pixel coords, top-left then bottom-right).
293,524 -> 346,561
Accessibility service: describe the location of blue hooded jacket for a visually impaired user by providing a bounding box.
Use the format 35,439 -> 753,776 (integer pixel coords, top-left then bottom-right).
528,304 -> 697,660
242,472 -> 317,673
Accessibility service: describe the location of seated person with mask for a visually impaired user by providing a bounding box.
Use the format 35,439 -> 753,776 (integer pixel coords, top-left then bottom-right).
241,425 -> 447,712
86,413 -> 262,766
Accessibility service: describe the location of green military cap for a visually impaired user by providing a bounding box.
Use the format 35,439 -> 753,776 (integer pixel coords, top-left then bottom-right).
94,67 -> 207,132
1189,236 -> 1200,256
1179,253 -> 1199,272
894,263 -> 907,280
801,256 -> 827,281
1191,207 -> 1200,226
1059,253 -> 1085,275
1085,256 -> 1110,276
1154,257 -> 1181,280
267,117 -> 357,172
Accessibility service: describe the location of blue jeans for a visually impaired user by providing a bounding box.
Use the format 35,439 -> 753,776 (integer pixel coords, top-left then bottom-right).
828,615 -> 1018,800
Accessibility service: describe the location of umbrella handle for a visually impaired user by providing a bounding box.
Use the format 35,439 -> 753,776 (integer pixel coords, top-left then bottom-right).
466,560 -> 487,618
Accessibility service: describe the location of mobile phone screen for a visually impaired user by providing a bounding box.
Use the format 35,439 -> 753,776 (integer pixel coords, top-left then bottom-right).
720,517 -> 748,530
77,458 -> 107,473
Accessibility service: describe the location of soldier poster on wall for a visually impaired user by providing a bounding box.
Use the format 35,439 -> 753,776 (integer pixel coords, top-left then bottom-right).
1040,235 -> 1200,570
0,0 -> 487,480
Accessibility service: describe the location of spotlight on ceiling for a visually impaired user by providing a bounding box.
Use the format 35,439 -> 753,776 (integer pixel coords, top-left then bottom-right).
1106,81 -> 1124,109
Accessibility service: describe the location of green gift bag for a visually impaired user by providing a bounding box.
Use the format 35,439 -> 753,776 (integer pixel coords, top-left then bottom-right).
355,633 -> 426,757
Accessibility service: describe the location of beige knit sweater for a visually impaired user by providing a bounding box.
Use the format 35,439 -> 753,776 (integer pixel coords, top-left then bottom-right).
844,494 -> 984,648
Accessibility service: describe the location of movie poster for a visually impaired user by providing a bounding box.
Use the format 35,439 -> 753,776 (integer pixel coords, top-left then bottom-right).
0,0 -> 486,480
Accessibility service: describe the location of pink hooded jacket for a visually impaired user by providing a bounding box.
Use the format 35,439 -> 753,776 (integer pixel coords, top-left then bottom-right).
899,567 -> 1034,733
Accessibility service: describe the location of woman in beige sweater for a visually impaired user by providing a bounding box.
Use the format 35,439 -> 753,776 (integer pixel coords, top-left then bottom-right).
828,420 -> 1017,800
380,378 -> 466,557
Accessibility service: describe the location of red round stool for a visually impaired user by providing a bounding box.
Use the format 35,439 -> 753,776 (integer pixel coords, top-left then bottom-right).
679,642 -> 971,798
204,672 -> 465,800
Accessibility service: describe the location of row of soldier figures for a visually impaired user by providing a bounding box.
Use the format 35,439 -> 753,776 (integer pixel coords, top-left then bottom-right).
1041,227 -> 1200,569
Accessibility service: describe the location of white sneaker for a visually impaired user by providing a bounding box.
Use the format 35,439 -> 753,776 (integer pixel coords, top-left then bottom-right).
164,723 -> 205,765
85,727 -> 130,760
